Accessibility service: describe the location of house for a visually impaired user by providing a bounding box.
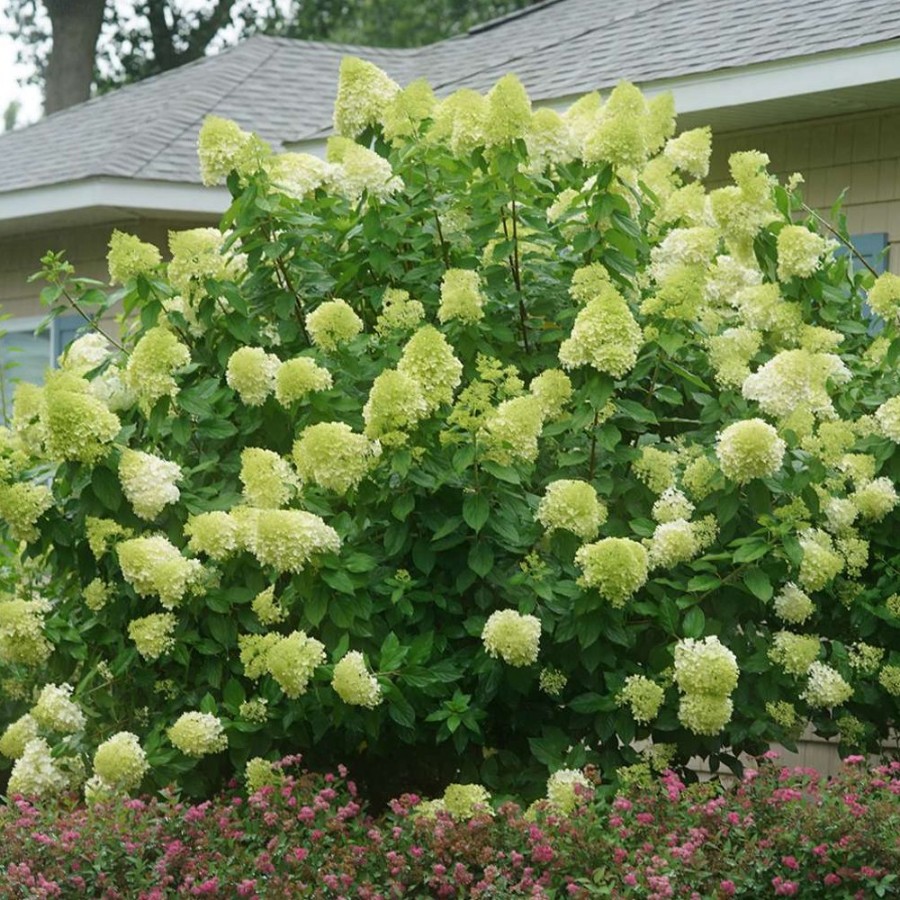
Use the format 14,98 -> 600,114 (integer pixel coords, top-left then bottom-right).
0,0 -> 898,770
2,0 -> 900,385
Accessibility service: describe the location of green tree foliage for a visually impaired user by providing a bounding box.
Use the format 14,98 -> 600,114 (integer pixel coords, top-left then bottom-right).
2,60 -> 900,806
3,0 -> 534,113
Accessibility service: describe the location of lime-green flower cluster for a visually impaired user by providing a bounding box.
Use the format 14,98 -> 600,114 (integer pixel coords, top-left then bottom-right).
546,768 -> 590,814
245,756 -> 281,794
769,631 -> 821,676
438,268 -> 485,325
440,783 -> 493,820
197,115 -> 270,186
332,650 -> 382,707
119,449 -> 181,520
801,661 -> 853,709
559,284 -> 643,378
674,636 -> 739,736
7,738 -> 69,798
274,356 -> 333,406
536,479 -> 607,541
773,583 -> 815,625
0,713 -> 39,760
226,347 -> 280,406
481,609 -> 541,666
575,537 -> 649,607
125,326 -> 191,413
117,535 -> 204,608
617,674 -> 665,724
776,225 -> 829,281
168,711 -> 228,757
265,631 -> 326,698
716,418 -> 785,484
128,612 -> 178,660
91,731 -> 149,794
240,448 -> 296,509
107,230 -> 161,284
32,683 -> 85,734
293,422 -> 381,494
0,597 -> 51,666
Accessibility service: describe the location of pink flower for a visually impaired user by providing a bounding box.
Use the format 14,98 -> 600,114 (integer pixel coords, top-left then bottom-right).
782,856 -> 799,870
824,874 -> 842,887
772,877 -> 799,896
720,881 -> 736,896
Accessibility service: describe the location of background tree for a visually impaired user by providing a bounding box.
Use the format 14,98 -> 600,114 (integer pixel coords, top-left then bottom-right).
3,0 -> 535,116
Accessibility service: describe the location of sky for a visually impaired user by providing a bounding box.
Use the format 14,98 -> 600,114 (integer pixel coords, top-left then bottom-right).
0,31 -> 42,128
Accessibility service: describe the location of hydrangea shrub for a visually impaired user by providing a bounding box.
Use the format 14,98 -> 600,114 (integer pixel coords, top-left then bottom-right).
2,58 -> 900,802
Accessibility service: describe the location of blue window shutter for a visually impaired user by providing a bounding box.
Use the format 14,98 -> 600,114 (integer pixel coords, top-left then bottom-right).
838,233 -> 889,334
52,314 -> 83,366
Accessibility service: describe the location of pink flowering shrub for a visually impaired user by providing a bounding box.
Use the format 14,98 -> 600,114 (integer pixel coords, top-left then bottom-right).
0,755 -> 897,898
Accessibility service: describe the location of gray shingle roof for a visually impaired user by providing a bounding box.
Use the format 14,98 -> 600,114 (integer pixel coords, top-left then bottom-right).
2,0 -> 900,195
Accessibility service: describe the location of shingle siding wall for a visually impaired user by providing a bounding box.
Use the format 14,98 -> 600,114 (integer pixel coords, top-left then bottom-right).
0,218 -> 207,320
710,106 -> 900,271
708,107 -> 900,777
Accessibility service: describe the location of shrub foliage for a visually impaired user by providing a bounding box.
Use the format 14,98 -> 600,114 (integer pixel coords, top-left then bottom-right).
2,58 -> 900,801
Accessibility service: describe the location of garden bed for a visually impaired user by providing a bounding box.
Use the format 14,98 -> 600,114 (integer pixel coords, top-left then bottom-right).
2,755 -> 898,898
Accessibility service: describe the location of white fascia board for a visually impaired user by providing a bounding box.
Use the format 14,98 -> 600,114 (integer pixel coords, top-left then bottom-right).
0,176 -> 230,224
545,39 -> 900,115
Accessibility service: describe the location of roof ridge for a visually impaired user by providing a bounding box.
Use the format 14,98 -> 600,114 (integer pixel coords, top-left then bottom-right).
424,0 -> 678,95
7,37 -> 269,138
243,32 -> 420,55
130,40 -> 284,179
466,0 -> 569,36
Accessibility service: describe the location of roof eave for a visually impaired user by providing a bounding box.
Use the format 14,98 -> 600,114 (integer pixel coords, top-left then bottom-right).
0,176 -> 230,236
545,38 -> 900,126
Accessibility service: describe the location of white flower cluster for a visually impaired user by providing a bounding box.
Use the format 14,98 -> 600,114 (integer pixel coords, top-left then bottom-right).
119,449 -> 181,520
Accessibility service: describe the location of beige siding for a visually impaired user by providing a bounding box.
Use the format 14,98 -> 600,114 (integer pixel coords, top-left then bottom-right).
709,106 -> 900,272
0,218 -> 209,321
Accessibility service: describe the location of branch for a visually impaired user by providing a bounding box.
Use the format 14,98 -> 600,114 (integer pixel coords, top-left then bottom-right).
186,0 -> 238,58
794,196 -> 880,279
141,0 -> 178,70
60,287 -> 127,353
501,204 -> 530,354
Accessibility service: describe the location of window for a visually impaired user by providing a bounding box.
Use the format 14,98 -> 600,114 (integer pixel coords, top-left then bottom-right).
837,232 -> 888,336
0,314 -> 82,420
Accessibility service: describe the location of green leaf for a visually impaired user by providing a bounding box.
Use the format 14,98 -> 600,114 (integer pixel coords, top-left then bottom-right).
387,687 -> 415,729
223,678 -> 245,710
682,606 -> 706,638
391,493 -> 415,521
481,461 -> 521,484
463,493 -> 490,532
91,466 -> 122,513
569,692 -> 612,714
743,568 -> 773,601
383,523 -> 409,555
380,632 -> 408,672
687,574 -> 720,592
468,542 -> 494,577
732,540 -> 770,563
657,597 -> 679,635
304,592 -> 327,628
616,399 -> 657,424
528,728 -> 569,768
322,569 -> 355,595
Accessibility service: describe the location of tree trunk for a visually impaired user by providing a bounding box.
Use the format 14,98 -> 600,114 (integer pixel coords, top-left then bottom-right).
42,0 -> 107,114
